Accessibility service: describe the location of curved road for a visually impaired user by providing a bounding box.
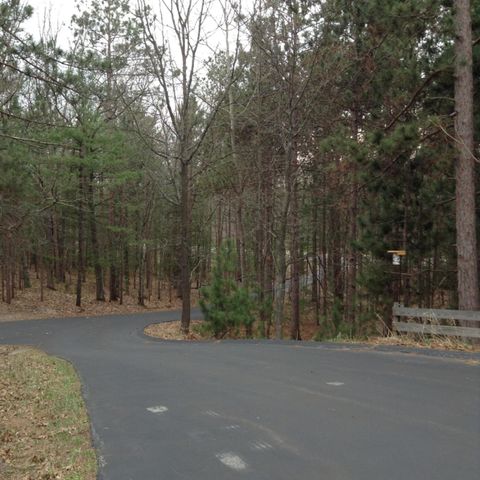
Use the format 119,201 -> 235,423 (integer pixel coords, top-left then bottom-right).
0,310 -> 479,479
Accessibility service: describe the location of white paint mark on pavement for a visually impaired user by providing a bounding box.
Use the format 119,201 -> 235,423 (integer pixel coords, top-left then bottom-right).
326,382 -> 344,386
147,405 -> 168,414
250,441 -> 273,451
216,452 -> 248,471
223,424 -> 241,430
204,410 -> 220,417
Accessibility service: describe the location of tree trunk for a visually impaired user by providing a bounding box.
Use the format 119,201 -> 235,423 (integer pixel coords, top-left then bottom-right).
311,208 -> 318,305
109,192 -> 119,302
321,175 -> 328,317
138,243 -> 146,306
124,245 -> 130,295
344,127 -> 359,327
290,178 -> 301,340
4,235 -> 12,304
236,201 -> 246,283
263,198 -> 274,338
57,214 -> 66,283
119,256 -> 124,305
454,0 -> 479,315
22,254 -> 30,288
122,190 -> 130,296
180,161 -> 191,333
311,181 -> 321,326
76,165 -> 85,308
273,239 -> 287,340
88,171 -> 105,301
44,214 -> 55,290
39,251 -> 44,302
274,184 -> 291,339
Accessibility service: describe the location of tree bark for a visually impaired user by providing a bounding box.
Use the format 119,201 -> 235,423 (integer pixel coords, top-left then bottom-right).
109,191 -> 119,301
88,171 -> 105,301
454,0 -> 479,315
4,235 -> 12,304
45,214 -> 55,290
180,161 -> 191,333
138,243 -> 146,306
344,113 -> 360,326
76,165 -> 85,308
290,177 -> 301,340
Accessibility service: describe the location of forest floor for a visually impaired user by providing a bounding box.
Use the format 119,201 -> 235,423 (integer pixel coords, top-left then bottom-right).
0,271 -> 196,322
0,345 -> 97,479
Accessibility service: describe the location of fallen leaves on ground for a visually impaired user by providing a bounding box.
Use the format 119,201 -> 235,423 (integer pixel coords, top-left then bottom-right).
0,270 -> 198,322
144,320 -> 206,340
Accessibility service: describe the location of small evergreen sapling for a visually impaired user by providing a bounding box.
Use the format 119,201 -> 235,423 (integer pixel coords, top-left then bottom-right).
200,241 -> 255,338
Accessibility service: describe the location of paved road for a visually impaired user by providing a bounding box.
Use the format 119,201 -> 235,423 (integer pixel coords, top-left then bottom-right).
0,310 -> 479,480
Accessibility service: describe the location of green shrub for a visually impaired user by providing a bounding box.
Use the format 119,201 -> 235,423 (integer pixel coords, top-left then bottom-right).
200,241 -> 255,338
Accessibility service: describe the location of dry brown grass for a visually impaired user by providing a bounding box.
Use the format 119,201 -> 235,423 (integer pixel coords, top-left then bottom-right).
359,332 -> 480,353
363,311 -> 480,352
0,271 -> 199,322
0,345 -> 97,479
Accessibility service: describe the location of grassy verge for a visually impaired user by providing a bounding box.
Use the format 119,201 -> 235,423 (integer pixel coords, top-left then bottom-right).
0,346 -> 97,479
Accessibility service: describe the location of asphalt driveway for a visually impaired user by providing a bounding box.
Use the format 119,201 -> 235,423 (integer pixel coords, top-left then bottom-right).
0,310 -> 479,479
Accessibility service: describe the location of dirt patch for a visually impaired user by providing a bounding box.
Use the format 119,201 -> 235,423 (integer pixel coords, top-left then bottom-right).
144,320 -> 207,340
0,345 -> 97,479
0,270 -> 198,322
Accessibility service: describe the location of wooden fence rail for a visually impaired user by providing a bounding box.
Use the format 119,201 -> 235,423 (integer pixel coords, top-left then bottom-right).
392,303 -> 480,339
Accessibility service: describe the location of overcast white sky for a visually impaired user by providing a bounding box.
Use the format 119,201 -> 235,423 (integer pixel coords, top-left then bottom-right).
25,0 -> 77,44
23,0 -> 251,81
24,0 -> 250,46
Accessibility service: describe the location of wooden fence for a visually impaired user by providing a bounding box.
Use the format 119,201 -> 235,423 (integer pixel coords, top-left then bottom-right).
392,303 -> 480,339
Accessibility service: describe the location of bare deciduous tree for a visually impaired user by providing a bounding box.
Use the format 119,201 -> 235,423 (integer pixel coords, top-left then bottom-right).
138,0 -> 238,333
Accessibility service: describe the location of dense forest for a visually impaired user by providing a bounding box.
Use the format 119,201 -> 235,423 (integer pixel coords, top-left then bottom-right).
0,0 -> 479,339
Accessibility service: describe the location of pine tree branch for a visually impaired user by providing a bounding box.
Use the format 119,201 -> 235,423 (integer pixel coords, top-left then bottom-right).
385,69 -> 444,131
0,201 -> 57,234
0,109 -> 73,129
0,60 -> 78,95
0,132 -> 79,150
